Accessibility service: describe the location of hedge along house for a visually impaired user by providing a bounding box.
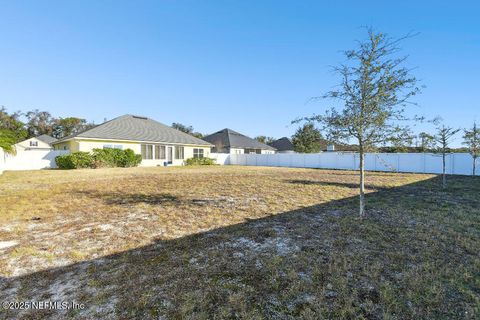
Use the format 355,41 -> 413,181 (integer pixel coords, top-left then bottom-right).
51,115 -> 213,166
202,128 -> 276,154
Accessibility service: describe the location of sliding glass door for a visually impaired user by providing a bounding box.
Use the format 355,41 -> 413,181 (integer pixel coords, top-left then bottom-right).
167,146 -> 173,164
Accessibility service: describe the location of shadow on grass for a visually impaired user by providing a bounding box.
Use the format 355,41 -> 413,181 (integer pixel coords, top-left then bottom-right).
76,190 -> 236,207
1,175 -> 479,319
286,179 -> 391,190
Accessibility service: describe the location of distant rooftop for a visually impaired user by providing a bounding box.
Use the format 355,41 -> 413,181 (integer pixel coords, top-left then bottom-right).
269,137 -> 294,151
203,128 -> 276,151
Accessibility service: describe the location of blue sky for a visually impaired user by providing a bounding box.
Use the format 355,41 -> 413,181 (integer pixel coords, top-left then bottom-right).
0,1 -> 478,146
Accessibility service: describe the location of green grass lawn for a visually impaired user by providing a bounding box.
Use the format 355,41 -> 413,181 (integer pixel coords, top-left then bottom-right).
0,166 -> 479,319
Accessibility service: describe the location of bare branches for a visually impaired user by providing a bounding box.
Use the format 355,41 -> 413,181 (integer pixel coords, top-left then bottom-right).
434,124 -> 460,188
434,125 -> 461,151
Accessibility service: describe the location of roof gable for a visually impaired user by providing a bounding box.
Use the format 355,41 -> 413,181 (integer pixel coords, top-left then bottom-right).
36,134 -> 57,145
269,137 -> 294,151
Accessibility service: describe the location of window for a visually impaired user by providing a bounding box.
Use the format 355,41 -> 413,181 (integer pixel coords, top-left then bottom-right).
103,144 -> 122,149
30,141 -> 38,147
155,145 -> 166,159
141,144 -> 153,159
175,146 -> 184,159
244,148 -> 261,154
193,148 -> 204,159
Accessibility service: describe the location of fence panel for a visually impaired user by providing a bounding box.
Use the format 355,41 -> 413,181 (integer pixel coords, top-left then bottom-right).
210,153 -> 230,165
452,153 -> 474,175
304,154 -> 321,168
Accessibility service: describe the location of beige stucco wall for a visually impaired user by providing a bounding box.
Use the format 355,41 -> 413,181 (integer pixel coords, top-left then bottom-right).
75,139 -> 141,153
53,140 -> 79,152
52,138 -> 211,166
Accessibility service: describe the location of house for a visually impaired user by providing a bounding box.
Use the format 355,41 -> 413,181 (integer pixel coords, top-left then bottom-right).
269,137 -> 295,153
51,115 -> 213,166
15,134 -> 57,150
202,128 -> 276,154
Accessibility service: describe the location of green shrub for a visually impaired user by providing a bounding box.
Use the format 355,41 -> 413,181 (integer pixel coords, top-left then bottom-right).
92,148 -> 142,168
55,154 -> 75,169
72,151 -> 94,168
185,157 -> 216,166
122,149 -> 142,167
92,148 -> 120,167
56,148 -> 141,169
55,152 -> 93,169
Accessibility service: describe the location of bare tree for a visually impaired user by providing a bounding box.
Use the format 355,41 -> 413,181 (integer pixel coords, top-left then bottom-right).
25,109 -> 56,137
434,125 -> 460,189
295,29 -> 421,217
463,122 -> 480,176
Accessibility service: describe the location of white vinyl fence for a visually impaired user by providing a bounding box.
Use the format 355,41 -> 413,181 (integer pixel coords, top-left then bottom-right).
0,148 -> 69,173
228,152 -> 479,176
0,149 -> 477,176
210,153 -> 230,165
0,147 -> 5,175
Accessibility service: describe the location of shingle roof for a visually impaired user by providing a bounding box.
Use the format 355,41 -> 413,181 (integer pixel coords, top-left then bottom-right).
52,115 -> 212,146
36,134 -> 57,145
269,137 -> 294,151
203,128 -> 276,151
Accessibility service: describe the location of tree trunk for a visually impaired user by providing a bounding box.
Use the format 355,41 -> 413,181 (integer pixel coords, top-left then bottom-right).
359,150 -> 365,217
442,151 -> 446,189
474,156 -> 477,177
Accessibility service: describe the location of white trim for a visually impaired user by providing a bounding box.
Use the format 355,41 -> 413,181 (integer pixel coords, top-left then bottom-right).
52,137 -> 213,147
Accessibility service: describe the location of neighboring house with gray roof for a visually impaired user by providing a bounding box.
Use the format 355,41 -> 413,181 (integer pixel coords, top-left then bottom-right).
52,115 -> 213,166
269,137 -> 295,153
15,134 -> 58,151
202,128 -> 276,154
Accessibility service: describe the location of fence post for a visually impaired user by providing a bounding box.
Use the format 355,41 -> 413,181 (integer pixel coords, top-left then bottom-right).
423,153 -> 426,173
